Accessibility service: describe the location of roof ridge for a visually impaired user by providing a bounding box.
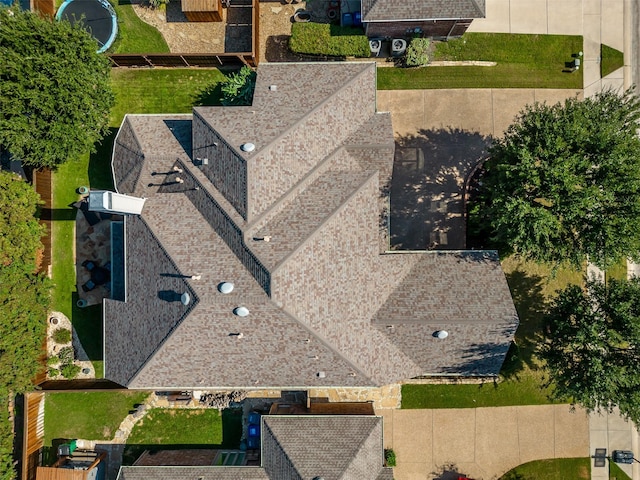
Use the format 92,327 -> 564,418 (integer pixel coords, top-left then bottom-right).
245,144 -> 351,237
252,63 -> 374,160
112,115 -> 146,195
469,0 -> 485,17
277,302 -> 373,382
125,216 -> 199,387
339,418 -> 380,480
270,169 -> 378,275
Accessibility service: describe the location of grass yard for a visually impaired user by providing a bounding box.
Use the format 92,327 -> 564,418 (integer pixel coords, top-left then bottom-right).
601,44 -> 624,78
109,0 -> 170,54
402,257 -> 583,409
50,68 -> 226,377
123,407 -> 242,465
377,33 -> 583,90
44,391 -> 149,446
609,462 -> 633,480
499,458 -> 590,480
127,409 -> 223,446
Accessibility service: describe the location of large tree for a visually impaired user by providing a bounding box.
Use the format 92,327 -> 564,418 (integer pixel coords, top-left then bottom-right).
0,8 -> 114,169
479,89 -> 640,269
541,278 -> 640,424
0,171 -> 51,480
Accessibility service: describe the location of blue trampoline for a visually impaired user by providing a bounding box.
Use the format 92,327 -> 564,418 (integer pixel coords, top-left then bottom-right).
56,0 -> 117,53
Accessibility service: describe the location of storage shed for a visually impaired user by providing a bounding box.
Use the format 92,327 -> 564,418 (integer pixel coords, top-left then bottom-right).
181,0 -> 222,22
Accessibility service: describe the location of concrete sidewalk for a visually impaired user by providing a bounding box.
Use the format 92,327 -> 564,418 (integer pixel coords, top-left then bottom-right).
467,0 -> 627,96
378,405 -> 590,480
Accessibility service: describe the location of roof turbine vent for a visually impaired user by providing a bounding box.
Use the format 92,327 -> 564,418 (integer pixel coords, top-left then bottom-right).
240,142 -> 255,152
234,306 -> 250,317
218,282 -> 234,294
181,292 -> 191,306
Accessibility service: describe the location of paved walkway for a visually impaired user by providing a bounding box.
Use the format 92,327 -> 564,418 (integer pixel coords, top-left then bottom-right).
377,405 -> 590,480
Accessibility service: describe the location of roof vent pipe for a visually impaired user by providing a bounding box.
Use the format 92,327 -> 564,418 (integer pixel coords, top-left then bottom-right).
434,330 -> 449,339
234,306 -> 250,317
241,143 -> 255,152
218,282 -> 234,294
181,292 -> 191,305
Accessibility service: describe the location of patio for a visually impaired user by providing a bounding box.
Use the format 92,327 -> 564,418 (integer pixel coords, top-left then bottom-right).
75,201 -> 119,306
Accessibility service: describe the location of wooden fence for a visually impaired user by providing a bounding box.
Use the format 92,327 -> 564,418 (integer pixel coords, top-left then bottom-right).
34,169 -> 52,277
108,53 -> 251,68
21,392 -> 45,480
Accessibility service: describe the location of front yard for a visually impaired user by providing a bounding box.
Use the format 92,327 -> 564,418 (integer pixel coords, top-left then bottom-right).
402,257 -> 584,409
378,33 -> 585,89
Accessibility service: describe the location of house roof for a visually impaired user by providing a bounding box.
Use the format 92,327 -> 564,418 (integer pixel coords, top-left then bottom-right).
116,416 -> 392,480
361,0 -> 486,22
105,62 -> 518,389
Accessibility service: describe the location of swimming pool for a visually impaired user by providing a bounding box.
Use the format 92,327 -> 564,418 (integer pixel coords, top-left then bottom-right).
56,0 -> 117,53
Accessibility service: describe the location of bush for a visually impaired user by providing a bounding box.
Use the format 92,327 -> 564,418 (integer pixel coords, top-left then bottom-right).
289,23 -> 370,58
60,363 -> 81,379
384,448 -> 396,467
52,328 -> 72,344
46,356 -> 59,366
405,38 -> 430,66
57,346 -> 74,364
148,0 -> 169,9
48,368 -> 59,377
221,66 -> 257,106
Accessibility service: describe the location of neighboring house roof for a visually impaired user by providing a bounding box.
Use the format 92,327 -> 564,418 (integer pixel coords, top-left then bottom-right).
361,0 -> 486,22
116,416 -> 392,480
104,62 -> 518,390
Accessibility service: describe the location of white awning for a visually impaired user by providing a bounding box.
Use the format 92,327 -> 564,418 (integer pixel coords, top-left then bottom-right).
88,190 -> 146,215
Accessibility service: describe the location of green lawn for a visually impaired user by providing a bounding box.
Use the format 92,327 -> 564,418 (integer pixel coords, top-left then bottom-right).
44,391 -> 149,445
609,462 -> 633,480
377,33 -> 583,89
500,458 -> 590,480
402,257 -> 583,409
601,44 -> 624,78
50,68 -> 226,377
127,409 -> 223,445
109,0 -> 169,54
123,407 -> 242,465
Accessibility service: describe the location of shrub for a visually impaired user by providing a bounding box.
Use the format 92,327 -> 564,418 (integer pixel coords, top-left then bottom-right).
57,346 -> 74,364
221,66 -> 257,106
46,356 -> 59,366
60,363 -> 81,379
405,38 -> 430,67
148,0 -> 169,9
52,328 -> 72,344
289,23 -> 370,58
384,448 -> 396,467
47,368 -> 59,377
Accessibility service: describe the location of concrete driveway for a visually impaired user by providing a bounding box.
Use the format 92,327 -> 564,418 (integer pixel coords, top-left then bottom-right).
378,89 -> 581,250
378,405 -> 590,480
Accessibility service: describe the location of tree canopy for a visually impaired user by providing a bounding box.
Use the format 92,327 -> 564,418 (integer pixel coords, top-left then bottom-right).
0,8 -> 114,169
478,89 -> 640,269
541,278 -> 640,424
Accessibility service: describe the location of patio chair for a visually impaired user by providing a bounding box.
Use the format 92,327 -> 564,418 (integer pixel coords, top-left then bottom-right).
82,259 -> 96,271
82,280 -> 96,292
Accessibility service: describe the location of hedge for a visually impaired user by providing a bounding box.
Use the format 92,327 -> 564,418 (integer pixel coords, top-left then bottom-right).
289,23 -> 370,58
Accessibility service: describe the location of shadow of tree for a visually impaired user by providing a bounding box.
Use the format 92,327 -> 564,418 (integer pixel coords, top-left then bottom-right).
264,35 -> 304,62
391,127 -> 492,250
501,269 -> 547,378
88,128 -> 118,191
194,83 -> 224,107
431,462 -> 472,480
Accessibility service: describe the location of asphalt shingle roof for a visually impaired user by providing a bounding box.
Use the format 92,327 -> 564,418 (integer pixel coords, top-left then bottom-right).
105,62 -> 518,389
361,0 -> 486,22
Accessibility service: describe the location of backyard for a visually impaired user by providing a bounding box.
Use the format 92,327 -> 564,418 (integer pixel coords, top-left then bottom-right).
50,68 -> 227,377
